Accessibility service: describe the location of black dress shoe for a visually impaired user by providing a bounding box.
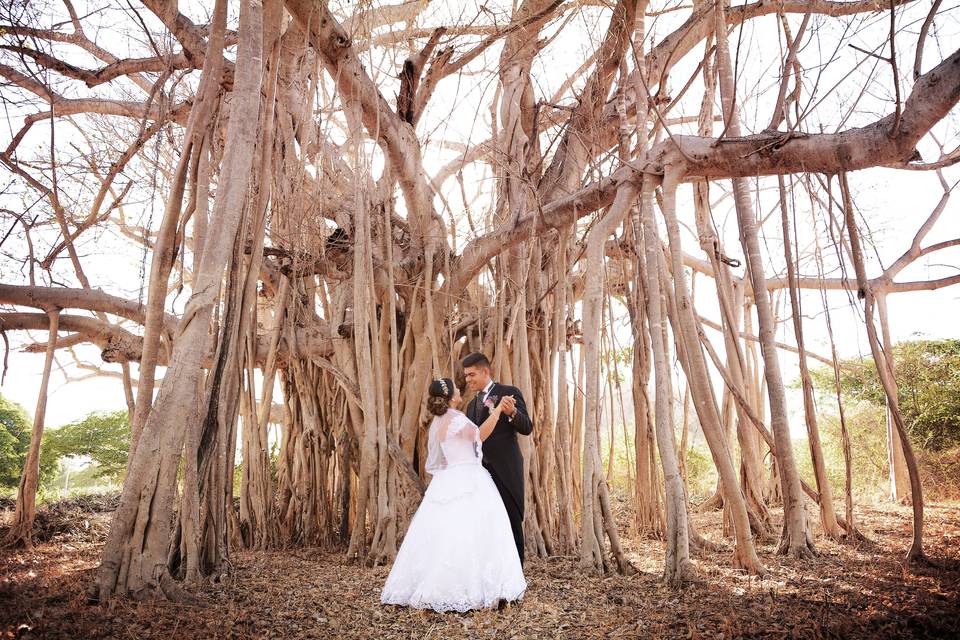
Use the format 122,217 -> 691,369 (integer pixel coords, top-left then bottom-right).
496,598 -> 507,611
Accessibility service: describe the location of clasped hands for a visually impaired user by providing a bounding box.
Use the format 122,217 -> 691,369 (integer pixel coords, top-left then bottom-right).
496,395 -> 517,418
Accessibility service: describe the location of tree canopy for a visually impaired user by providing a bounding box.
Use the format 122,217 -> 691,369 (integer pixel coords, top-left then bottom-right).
41,411 -> 131,483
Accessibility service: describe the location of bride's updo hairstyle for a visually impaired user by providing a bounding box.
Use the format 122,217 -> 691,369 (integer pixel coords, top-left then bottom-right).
427,378 -> 455,416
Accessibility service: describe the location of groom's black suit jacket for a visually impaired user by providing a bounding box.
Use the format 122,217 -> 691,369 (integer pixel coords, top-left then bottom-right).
466,383 -> 533,516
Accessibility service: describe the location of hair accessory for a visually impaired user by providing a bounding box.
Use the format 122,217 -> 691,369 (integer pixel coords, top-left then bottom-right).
438,379 -> 449,397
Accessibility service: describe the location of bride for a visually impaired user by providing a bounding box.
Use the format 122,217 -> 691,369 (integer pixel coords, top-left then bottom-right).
381,377 -> 527,612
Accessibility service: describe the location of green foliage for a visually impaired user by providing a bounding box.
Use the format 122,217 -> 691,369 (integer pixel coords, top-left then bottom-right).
0,394 -> 32,489
684,446 -> 717,501
42,411 -> 130,482
810,339 -> 960,452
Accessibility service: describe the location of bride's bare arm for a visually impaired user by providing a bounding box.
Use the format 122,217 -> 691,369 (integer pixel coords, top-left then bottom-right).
476,400 -> 506,441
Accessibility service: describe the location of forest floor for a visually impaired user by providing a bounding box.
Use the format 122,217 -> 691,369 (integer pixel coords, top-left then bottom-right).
1,496 -> 959,639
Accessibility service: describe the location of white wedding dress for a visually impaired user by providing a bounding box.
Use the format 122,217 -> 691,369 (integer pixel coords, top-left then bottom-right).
381,408 -> 527,612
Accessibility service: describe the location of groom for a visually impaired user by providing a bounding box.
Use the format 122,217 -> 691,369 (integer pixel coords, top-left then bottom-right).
462,352 -> 533,564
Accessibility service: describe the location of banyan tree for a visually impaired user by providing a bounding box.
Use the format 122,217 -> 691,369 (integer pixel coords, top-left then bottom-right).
1,0 -> 957,598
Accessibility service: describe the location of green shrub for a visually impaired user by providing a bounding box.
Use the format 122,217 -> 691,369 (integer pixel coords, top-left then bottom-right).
810,339 -> 960,452
0,394 -> 32,490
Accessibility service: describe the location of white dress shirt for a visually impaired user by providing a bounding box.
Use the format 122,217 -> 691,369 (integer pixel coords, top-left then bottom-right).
478,380 -> 495,406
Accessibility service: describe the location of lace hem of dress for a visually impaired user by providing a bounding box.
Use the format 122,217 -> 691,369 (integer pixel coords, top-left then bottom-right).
380,584 -> 526,613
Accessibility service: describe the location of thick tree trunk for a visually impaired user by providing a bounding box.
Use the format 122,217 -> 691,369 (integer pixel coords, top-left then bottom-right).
129,0 -> 228,455
92,0 -> 265,600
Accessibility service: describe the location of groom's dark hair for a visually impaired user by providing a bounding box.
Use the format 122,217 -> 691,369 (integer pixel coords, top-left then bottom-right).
462,352 -> 491,370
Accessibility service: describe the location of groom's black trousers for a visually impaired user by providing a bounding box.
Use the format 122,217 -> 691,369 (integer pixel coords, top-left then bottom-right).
486,467 -> 524,565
